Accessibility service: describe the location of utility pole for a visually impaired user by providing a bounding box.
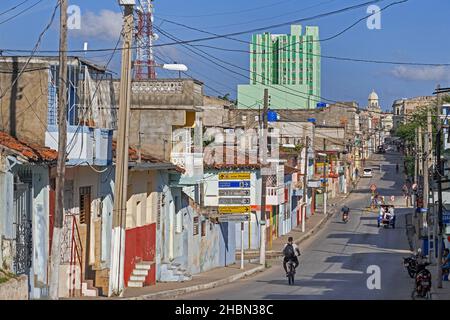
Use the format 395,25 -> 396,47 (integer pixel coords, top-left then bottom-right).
323,138 -> 327,215
109,1 -> 135,296
434,85 -> 449,289
301,136 -> 310,232
49,0 -> 68,300
425,106 -> 433,263
259,88 -> 269,267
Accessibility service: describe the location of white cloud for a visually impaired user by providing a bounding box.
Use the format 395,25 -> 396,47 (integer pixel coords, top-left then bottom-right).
70,10 -> 122,41
389,65 -> 450,81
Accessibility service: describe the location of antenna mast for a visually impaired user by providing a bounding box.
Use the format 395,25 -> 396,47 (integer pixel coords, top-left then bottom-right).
135,0 -> 157,79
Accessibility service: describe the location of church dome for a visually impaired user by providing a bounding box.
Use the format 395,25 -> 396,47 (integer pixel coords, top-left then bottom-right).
368,90 -> 379,100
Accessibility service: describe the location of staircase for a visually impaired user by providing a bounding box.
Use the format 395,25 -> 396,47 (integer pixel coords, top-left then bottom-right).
81,280 -> 98,297
159,262 -> 192,282
127,261 -> 154,288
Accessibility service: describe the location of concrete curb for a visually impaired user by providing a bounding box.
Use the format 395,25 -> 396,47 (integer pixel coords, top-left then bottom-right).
124,265 -> 265,300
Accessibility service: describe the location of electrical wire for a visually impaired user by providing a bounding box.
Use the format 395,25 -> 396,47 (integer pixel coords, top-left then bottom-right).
0,0 -> 32,17
159,0 -> 337,31
0,0 -> 59,102
0,0 -> 391,54
0,0 -> 45,26
158,0 -> 297,18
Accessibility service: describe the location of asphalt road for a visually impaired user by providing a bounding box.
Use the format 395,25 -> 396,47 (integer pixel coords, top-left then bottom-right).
181,151 -> 417,300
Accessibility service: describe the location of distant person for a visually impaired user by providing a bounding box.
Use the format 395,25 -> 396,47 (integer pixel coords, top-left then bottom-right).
402,184 -> 409,197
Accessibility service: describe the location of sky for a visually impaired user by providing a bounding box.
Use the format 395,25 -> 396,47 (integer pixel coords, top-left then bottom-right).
1,0 -> 450,111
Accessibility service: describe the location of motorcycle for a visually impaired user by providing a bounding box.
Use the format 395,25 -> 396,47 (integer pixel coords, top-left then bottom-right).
286,260 -> 296,285
403,256 -> 418,278
411,262 -> 432,300
342,212 -> 349,223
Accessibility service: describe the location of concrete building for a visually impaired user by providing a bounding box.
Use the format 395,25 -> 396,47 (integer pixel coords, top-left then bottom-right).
238,25 -> 321,109
392,96 -> 436,131
0,131 -> 57,299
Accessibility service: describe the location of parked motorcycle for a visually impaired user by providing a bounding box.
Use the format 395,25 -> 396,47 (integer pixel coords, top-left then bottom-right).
411,262 -> 432,300
403,256 -> 418,278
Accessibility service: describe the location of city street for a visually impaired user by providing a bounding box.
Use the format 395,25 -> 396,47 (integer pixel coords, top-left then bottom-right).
180,151 -> 416,300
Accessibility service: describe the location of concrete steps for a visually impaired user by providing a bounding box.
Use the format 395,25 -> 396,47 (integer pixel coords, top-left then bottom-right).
159,262 -> 192,282
81,280 -> 98,297
127,261 -> 153,288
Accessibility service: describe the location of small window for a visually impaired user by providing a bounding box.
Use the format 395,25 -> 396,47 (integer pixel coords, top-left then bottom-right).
79,186 -> 91,224
193,216 -> 199,236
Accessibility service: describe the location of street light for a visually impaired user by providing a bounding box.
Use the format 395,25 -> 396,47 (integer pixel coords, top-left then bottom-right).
161,64 -> 188,72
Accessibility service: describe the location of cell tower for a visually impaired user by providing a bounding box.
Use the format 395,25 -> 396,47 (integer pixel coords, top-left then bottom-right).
134,0 -> 158,80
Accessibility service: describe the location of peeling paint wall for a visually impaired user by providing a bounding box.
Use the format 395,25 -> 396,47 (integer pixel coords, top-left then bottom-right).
0,156 -> 14,270
30,165 -> 49,299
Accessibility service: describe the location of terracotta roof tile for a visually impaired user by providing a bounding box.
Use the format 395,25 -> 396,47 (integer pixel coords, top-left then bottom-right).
112,141 -> 185,173
0,131 -> 57,162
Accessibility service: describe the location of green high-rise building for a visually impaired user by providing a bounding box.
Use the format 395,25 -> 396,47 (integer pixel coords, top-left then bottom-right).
238,25 -> 321,109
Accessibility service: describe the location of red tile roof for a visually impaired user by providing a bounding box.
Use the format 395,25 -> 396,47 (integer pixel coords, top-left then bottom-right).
0,131 -> 57,162
112,141 -> 185,173
203,145 -> 263,170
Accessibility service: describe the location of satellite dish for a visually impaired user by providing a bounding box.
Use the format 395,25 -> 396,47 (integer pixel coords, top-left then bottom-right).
152,33 -> 159,41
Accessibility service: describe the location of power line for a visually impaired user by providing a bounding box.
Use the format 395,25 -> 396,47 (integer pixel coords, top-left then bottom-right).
0,0 -> 32,17
191,43 -> 450,66
159,0 -> 337,31
0,0 -> 45,25
0,0 -> 388,54
157,0 -> 297,18
0,0 -> 59,101
155,26 -> 339,108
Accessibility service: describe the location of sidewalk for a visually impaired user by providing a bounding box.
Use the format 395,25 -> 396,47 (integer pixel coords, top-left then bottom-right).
432,279 -> 450,300
123,262 -> 264,300
117,180 -> 359,300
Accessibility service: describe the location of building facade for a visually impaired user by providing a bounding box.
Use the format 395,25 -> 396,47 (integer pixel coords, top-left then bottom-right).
238,25 -> 321,109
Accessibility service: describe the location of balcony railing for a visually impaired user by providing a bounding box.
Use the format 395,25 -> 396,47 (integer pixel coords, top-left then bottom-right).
266,186 -> 284,205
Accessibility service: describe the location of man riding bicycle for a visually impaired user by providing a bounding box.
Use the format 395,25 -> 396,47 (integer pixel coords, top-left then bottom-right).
283,236 -> 301,276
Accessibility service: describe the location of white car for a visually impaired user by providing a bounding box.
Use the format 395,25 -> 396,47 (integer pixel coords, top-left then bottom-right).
363,168 -> 373,177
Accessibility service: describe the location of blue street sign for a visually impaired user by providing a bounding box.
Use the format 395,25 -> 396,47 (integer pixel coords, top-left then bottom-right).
218,181 -> 251,188
267,110 -> 278,122
444,211 -> 450,224
316,102 -> 326,108
307,118 -> 316,123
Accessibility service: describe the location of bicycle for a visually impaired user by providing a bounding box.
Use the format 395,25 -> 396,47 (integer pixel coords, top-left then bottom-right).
287,260 -> 296,285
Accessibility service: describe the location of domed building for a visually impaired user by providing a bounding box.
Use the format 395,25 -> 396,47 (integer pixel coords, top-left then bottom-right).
367,90 -> 381,111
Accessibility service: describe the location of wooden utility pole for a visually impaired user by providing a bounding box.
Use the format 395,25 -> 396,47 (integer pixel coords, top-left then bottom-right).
323,138 -> 327,215
49,0 -> 68,300
109,2 -> 134,296
435,85 -> 444,288
301,136 -> 310,232
259,88 -> 269,267
425,107 -> 432,263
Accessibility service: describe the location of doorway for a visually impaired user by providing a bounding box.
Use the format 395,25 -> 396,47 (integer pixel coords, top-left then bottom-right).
79,186 -> 92,280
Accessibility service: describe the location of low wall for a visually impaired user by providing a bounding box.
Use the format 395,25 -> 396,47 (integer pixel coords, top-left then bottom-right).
0,275 -> 28,300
